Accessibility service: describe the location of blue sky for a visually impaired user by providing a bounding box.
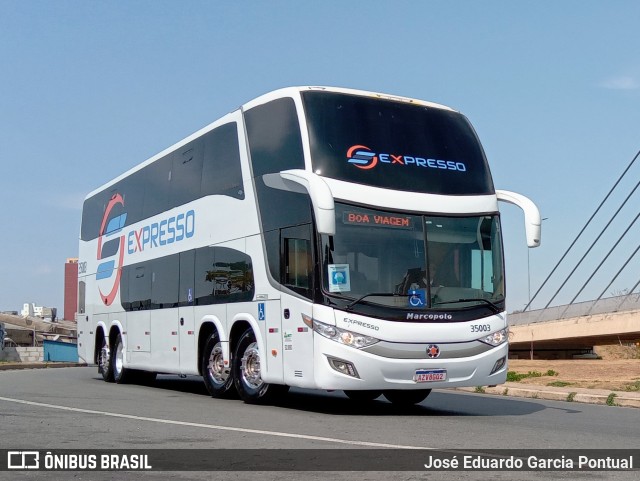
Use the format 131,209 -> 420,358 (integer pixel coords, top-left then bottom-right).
1,0 -> 640,314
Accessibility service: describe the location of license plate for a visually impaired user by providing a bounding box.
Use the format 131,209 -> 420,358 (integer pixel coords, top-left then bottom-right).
414,369 -> 447,383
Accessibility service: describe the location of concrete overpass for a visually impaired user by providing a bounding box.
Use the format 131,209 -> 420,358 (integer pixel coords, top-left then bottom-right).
508,294 -> 640,359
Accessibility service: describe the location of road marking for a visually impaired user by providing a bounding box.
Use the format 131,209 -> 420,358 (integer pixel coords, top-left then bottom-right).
0,395 -> 429,450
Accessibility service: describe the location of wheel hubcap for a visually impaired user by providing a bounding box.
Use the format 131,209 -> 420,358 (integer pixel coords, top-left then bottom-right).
207,343 -> 228,385
240,342 -> 263,389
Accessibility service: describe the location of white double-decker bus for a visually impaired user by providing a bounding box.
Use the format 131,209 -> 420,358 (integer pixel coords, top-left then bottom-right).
77,87 -> 540,405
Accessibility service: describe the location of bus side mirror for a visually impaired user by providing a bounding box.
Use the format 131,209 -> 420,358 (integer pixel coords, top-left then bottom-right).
263,169 -> 336,235
496,190 -> 541,248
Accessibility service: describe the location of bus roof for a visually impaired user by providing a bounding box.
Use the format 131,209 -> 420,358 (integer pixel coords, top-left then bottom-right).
84,86 -> 457,200
242,86 -> 456,112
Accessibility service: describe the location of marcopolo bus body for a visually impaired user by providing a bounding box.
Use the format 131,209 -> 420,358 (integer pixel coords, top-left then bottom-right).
77,87 -> 540,405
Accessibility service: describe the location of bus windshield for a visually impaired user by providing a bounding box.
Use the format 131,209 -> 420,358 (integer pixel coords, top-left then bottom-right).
321,203 -> 505,314
302,90 -> 494,195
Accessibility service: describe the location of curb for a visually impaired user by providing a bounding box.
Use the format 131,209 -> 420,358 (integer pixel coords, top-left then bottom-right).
0,362 -> 86,371
456,382 -> 640,408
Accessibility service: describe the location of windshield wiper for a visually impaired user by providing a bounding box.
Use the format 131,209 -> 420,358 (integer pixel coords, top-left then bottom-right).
345,292 -> 400,311
432,298 -> 502,314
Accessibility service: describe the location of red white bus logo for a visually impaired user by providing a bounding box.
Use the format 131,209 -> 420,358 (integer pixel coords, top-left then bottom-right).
346,145 -> 378,169
96,193 -> 127,306
346,144 -> 467,172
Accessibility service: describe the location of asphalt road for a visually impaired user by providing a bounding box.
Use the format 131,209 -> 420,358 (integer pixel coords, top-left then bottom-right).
0,367 -> 638,481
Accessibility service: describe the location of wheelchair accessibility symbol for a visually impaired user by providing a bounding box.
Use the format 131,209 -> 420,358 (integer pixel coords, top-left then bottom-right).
258,302 -> 265,321
408,290 -> 425,307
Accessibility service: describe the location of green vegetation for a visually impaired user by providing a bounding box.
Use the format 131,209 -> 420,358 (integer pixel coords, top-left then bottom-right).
507,369 -> 560,382
566,392 -> 577,402
624,380 -> 640,392
507,371 -> 532,382
547,381 -> 573,388
606,393 -> 618,406
502,388 -> 509,396
474,386 -> 486,393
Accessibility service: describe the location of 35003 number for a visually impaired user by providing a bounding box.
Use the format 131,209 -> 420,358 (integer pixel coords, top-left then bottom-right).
471,324 -> 491,333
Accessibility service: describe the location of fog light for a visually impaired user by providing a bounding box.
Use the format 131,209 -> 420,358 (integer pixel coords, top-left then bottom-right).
327,356 -> 360,378
490,356 -> 506,375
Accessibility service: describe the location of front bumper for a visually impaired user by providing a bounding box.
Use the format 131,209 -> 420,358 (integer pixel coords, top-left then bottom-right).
312,334 -> 508,390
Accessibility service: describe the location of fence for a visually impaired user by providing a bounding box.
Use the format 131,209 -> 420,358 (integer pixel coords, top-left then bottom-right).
509,293 -> 640,325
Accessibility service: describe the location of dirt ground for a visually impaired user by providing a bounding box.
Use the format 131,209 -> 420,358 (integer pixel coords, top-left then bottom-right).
508,345 -> 640,391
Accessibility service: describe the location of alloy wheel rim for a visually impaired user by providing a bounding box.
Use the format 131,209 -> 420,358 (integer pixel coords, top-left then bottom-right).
240,342 -> 263,389
208,343 -> 228,385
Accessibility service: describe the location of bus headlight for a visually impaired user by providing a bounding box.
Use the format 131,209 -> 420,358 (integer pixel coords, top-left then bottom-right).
307,317 -> 379,349
478,328 -> 508,347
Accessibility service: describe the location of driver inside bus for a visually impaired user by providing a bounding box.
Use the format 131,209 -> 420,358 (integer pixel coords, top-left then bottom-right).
401,264 -> 447,288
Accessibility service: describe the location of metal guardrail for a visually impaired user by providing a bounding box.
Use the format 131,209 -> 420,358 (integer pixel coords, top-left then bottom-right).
509,293 -> 640,325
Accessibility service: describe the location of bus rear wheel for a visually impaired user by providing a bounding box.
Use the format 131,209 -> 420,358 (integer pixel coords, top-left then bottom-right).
111,333 -> 133,384
202,332 -> 236,398
98,336 -> 114,382
383,389 -> 431,406
232,328 -> 288,404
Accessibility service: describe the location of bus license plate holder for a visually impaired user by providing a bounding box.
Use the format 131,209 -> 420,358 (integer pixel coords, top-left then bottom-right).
414,369 -> 447,383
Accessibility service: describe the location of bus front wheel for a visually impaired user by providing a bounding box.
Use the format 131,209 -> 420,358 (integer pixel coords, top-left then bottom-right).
344,390 -> 382,402
232,328 -> 288,404
383,389 -> 431,406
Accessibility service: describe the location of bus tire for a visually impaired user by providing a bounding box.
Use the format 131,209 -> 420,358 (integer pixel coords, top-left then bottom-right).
383,389 -> 431,406
202,332 -> 236,398
98,336 -> 114,382
344,390 -> 382,402
233,328 -> 288,404
111,333 -> 132,384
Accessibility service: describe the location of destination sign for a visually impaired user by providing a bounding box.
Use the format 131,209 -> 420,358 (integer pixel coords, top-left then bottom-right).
343,212 -> 413,229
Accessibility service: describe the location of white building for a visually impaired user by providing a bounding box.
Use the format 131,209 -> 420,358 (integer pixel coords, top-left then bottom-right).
21,303 -> 43,318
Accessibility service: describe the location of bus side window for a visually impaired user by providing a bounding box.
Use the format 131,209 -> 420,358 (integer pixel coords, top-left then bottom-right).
179,250 -> 195,306
281,224 -> 313,299
171,139 -> 204,207
201,122 -> 244,199
284,238 -> 311,290
127,265 -> 151,310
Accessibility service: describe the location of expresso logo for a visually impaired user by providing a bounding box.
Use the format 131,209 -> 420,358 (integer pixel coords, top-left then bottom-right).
95,193 -> 196,306
346,145 -> 467,172
126,210 -> 195,254
343,317 -> 380,331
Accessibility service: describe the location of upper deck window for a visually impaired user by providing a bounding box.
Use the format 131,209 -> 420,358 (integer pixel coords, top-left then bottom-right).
245,97 -> 305,177
302,91 -> 494,195
80,122 -> 243,241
